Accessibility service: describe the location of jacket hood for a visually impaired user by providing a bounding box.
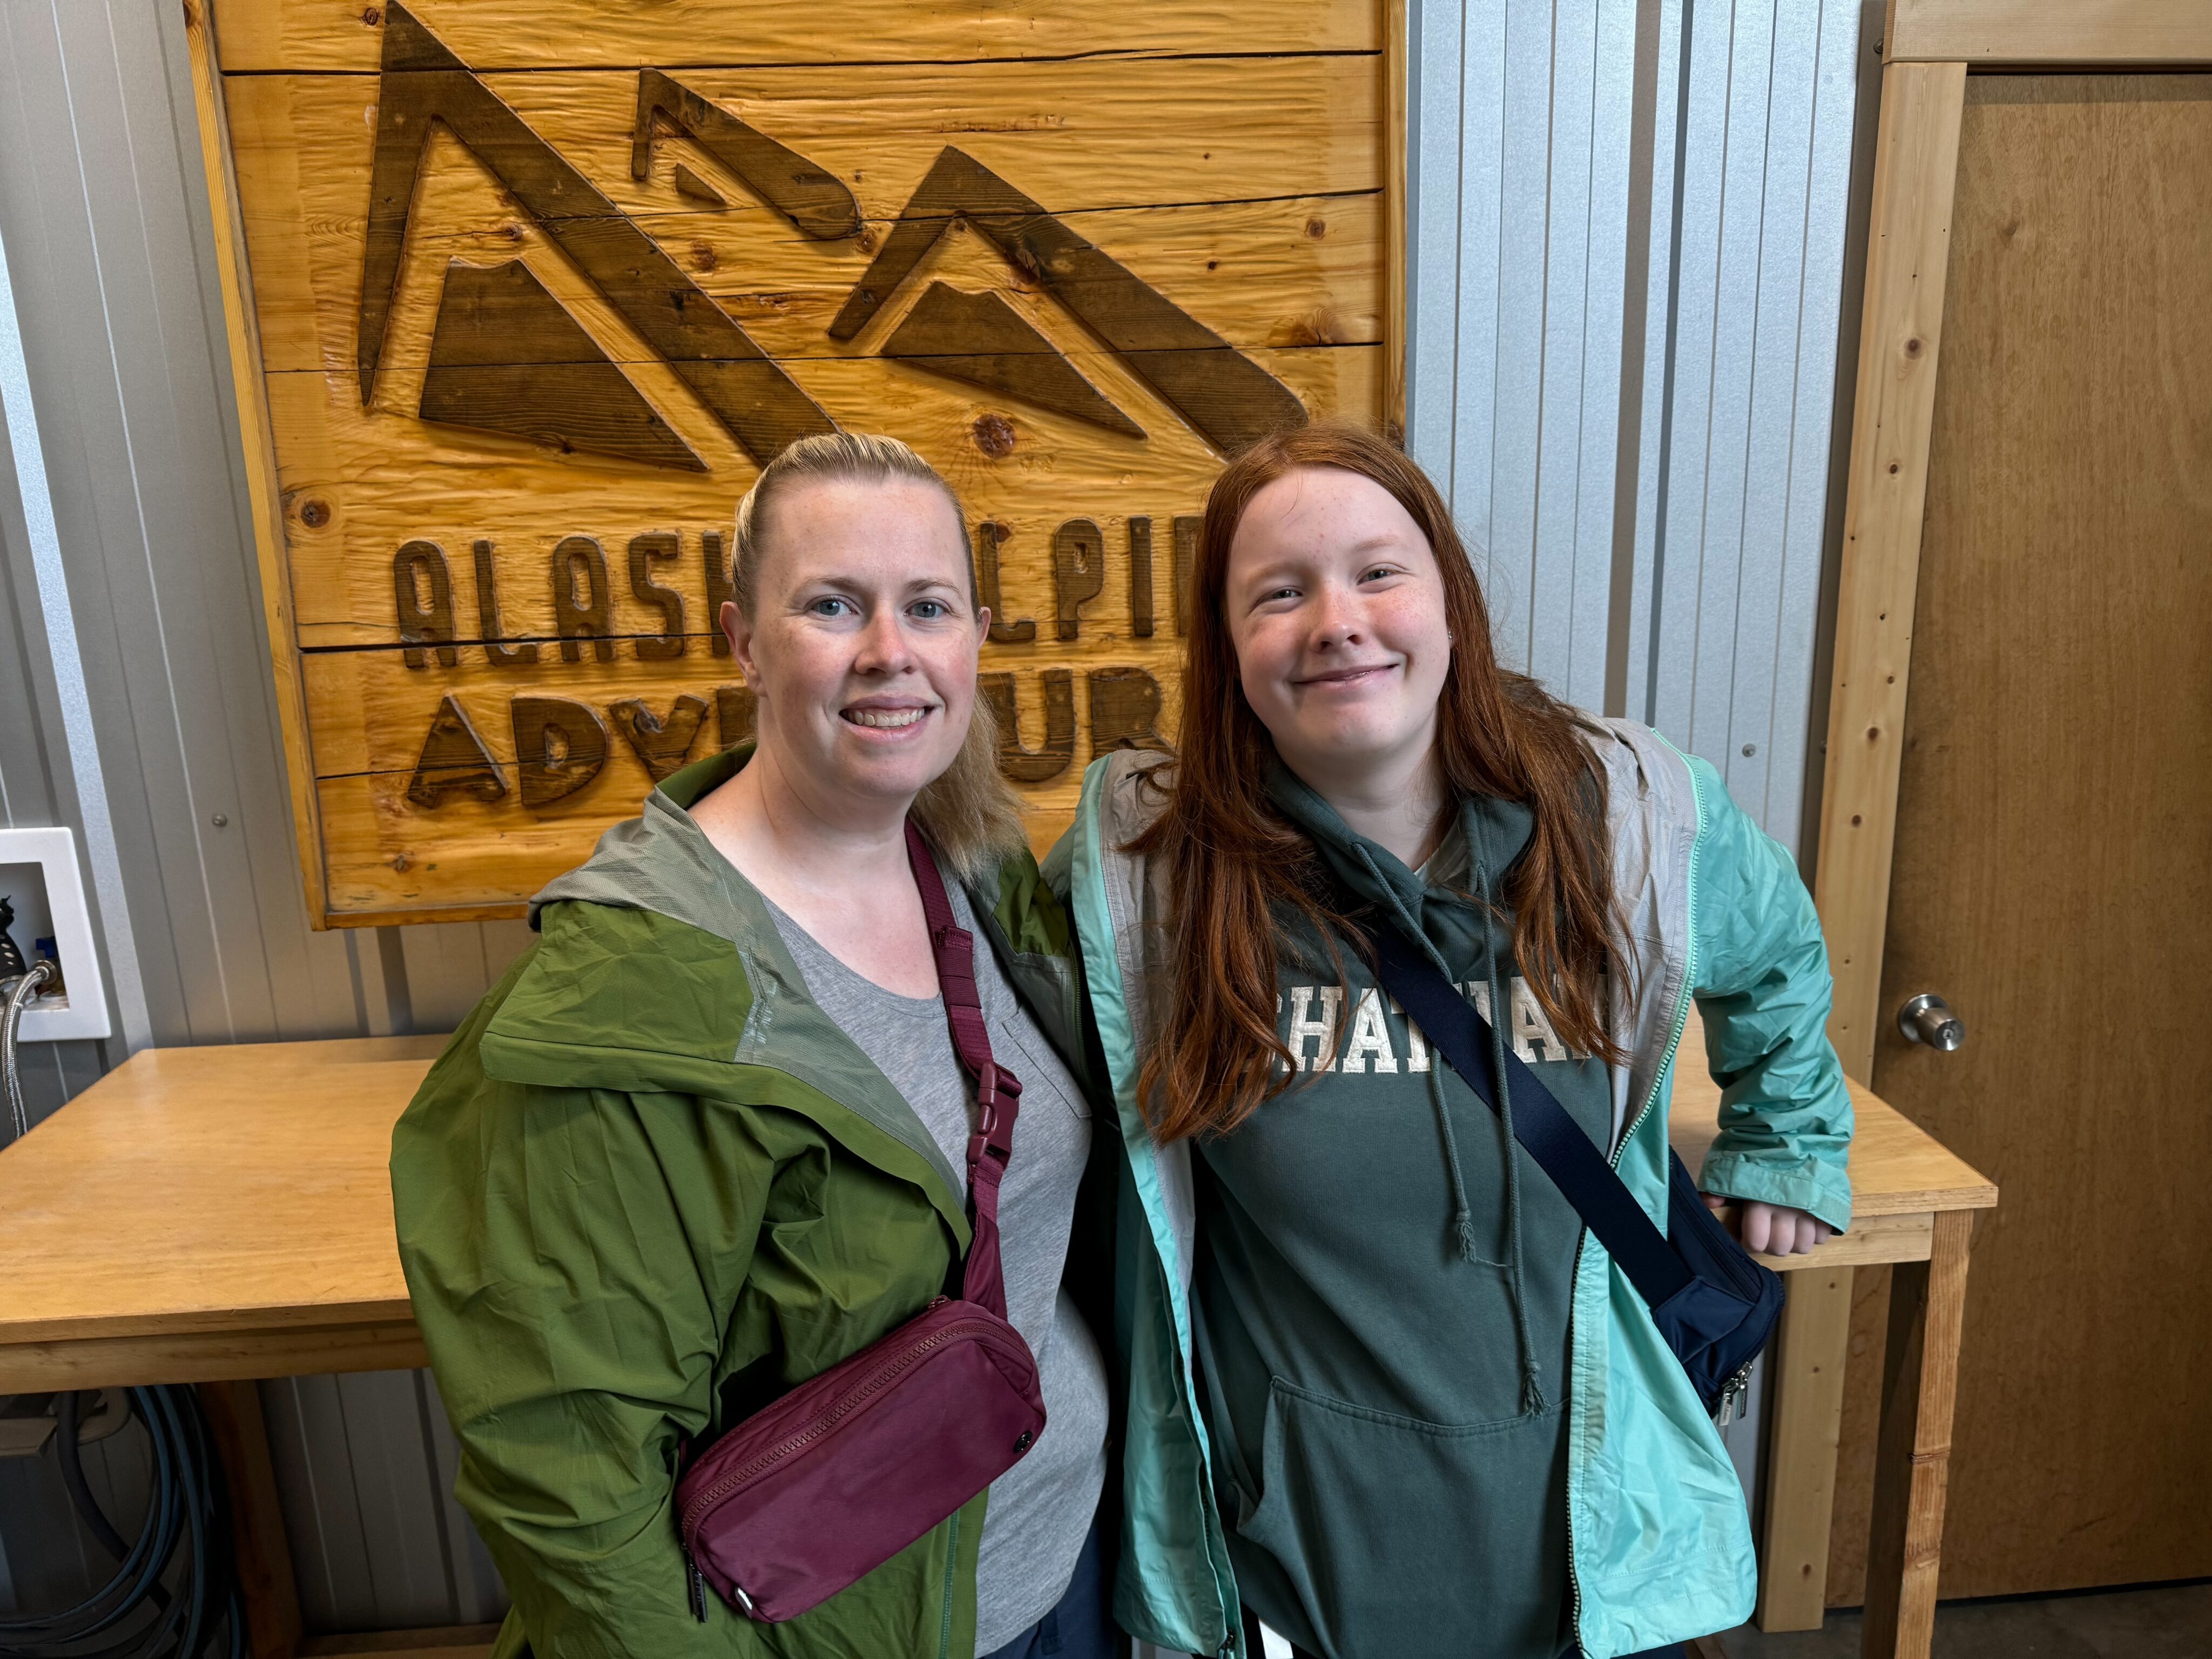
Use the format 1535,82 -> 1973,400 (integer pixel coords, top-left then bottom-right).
527,744 -> 757,936
1262,758 -> 1536,941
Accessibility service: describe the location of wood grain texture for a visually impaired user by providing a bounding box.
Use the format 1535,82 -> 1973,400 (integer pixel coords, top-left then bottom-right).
211,0 -> 1381,74
1829,73 -> 2212,1604
222,69 -> 1383,378
198,1380 -> 305,1659
1758,1267 -> 1857,1631
186,4 -> 329,919
882,281 -> 1147,437
270,345 -> 1371,647
1885,0 -> 2212,66
0,1040 -> 442,1358
1860,1210 -> 1973,1658
0,1324 -> 432,1395
206,5 -> 1393,923
1811,60 -> 1965,1083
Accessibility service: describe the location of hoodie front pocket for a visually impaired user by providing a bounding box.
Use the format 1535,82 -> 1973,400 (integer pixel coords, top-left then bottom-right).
1238,1378 -> 1570,1659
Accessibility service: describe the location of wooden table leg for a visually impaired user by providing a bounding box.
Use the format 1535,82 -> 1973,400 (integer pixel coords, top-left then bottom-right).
1862,1209 -> 1974,1659
1757,1263 -> 1855,1631
199,1380 -> 304,1659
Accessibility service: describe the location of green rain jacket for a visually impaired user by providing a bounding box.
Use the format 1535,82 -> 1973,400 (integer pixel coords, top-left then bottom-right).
390,748 -> 1105,1659
1049,720 -> 1853,1659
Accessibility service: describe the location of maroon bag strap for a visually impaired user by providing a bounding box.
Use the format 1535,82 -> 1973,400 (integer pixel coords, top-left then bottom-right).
903,820 -> 1022,1319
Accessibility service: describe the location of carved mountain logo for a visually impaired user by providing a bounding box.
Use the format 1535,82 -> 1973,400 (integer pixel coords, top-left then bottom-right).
357,2 -> 1306,471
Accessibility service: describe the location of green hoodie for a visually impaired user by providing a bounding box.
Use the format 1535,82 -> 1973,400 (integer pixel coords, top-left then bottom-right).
1190,766 -> 1617,1658
389,748 -> 1107,1659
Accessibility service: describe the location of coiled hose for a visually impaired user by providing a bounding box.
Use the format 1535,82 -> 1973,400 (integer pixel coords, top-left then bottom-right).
1,968 -> 244,1656
0,1388 -> 243,1658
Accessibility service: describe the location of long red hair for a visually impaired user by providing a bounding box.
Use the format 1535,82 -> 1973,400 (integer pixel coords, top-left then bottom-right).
1133,422 -> 1624,1143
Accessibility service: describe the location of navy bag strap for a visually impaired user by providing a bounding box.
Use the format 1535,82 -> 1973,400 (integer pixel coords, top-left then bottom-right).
1358,915 -> 1695,1312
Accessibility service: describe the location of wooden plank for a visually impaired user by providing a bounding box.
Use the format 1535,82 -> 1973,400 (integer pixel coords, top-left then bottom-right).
1761,1211 -> 1930,1272
221,68 -> 1382,377
0,1323 -> 430,1393
212,0 -> 1380,74
272,344 -> 1374,645
1810,60 -> 1966,1082
1758,1265 -> 1856,1631
0,1042 -> 439,1362
1885,0 -> 2212,66
198,1380 -> 305,1659
186,2 -> 329,919
1860,1209 -> 1973,1659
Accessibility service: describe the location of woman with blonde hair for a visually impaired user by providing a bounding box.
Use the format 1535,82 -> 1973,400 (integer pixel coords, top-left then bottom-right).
395,433 -> 1121,1659
1053,422 -> 1851,1659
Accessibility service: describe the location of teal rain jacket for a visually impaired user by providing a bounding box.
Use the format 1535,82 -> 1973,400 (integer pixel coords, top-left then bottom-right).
1047,720 -> 1853,1659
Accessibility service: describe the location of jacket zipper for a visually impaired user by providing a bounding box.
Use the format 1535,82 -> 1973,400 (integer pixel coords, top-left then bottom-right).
677,1308 -> 1012,1536
1566,792 -> 1703,1648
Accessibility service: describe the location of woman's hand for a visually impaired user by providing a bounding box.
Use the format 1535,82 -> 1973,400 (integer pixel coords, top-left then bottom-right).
1702,1193 -> 1832,1256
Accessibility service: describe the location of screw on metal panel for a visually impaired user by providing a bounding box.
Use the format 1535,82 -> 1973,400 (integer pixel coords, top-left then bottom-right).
1741,744 -> 1756,757
211,813 -> 228,827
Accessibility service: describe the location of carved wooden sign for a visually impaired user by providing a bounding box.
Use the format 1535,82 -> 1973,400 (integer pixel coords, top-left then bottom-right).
189,0 -> 1401,926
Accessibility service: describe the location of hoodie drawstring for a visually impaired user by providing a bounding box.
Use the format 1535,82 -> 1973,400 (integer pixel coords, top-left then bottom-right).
1354,850 -> 1485,1270
1477,846 -> 1548,1417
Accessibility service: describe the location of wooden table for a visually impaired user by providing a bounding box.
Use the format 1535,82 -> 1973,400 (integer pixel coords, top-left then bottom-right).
1670,1007 -> 1998,1659
0,1036 -> 452,1659
0,1023 -> 1993,1659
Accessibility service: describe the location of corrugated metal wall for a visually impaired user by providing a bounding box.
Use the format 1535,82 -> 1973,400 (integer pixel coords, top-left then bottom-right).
0,0 -> 1871,1633
1409,0 -> 1866,855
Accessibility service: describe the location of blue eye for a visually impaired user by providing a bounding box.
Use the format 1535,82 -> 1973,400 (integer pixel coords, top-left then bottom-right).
912,599 -> 948,620
810,596 -> 852,617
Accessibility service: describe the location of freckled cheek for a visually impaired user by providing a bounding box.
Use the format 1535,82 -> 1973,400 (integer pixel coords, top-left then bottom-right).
1371,591 -> 1451,663
1231,623 -> 1303,716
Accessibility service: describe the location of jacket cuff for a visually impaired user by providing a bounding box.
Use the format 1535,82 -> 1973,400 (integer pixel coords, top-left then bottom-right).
1695,1151 -> 1853,1235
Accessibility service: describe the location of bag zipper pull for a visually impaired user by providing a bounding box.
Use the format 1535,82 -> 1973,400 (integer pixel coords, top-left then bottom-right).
1716,1360 -> 1755,1427
685,1547 -> 709,1623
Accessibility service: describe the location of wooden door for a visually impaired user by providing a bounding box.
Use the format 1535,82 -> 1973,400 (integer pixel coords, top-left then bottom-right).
1825,73 -> 2212,1601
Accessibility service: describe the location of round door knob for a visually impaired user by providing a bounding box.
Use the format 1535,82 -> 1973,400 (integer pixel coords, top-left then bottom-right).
1897,993 -> 1965,1051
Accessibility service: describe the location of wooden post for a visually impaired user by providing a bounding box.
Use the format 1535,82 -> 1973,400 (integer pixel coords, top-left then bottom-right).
1757,1264 -> 1856,1631
1810,57 -> 1966,1082
199,1380 -> 303,1659
1860,1209 -> 1973,1659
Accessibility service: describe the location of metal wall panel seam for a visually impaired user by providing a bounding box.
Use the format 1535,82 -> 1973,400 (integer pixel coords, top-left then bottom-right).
1723,0 -> 1826,833
64,0 -> 250,1036
1602,0 -> 1672,718
1756,0 -> 1860,852
1526,0 -> 1596,693
1639,0 -> 1696,729
1451,0 -> 1509,563
1690,0 -> 1782,774
0,167 -> 151,1054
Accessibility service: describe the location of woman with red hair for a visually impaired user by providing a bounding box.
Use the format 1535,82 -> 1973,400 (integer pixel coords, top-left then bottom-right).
1051,423 -> 1852,1659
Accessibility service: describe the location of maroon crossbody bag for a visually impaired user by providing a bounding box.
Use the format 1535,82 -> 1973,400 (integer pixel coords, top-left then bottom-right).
673,821 -> 1048,1624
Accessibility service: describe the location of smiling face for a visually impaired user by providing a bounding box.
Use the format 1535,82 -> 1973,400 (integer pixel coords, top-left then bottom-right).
1224,464 -> 1454,798
722,475 -> 986,823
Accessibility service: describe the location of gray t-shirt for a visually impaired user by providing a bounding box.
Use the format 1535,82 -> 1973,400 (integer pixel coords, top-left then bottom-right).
765,873 -> 1110,1656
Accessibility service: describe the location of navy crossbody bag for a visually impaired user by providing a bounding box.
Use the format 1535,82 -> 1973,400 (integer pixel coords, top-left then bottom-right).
1343,902 -> 1783,1424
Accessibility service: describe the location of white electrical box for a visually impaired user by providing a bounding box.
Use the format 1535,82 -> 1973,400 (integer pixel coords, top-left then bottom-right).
0,825 -> 110,1042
